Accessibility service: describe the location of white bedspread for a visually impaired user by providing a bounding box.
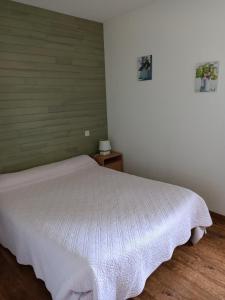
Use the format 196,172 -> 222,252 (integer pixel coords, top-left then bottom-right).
0,155 -> 212,300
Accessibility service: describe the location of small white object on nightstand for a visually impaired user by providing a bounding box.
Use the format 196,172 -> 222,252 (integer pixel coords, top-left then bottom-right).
99,140 -> 111,155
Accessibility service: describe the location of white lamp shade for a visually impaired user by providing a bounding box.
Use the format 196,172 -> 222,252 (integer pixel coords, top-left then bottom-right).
99,140 -> 111,152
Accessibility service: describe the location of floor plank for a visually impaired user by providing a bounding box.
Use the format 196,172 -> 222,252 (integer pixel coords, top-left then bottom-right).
0,212 -> 225,300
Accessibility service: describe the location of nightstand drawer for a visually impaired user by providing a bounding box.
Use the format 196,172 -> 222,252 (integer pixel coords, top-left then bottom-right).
105,159 -> 123,172
93,151 -> 123,172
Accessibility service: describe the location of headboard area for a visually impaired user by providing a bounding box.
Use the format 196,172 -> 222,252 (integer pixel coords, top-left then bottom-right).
0,0 -> 107,173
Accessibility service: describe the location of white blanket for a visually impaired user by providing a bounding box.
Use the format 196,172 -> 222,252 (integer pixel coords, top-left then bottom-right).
0,155 -> 212,300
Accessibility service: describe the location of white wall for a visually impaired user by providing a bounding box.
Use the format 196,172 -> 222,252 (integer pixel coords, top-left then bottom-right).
104,0 -> 225,215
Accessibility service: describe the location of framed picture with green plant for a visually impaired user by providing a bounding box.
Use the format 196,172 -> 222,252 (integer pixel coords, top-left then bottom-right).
195,61 -> 219,92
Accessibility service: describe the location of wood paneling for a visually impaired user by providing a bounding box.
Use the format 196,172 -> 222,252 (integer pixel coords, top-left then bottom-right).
0,0 -> 107,173
0,212 -> 224,299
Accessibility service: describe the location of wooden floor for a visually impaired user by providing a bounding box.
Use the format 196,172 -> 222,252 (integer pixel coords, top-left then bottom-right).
0,213 -> 225,300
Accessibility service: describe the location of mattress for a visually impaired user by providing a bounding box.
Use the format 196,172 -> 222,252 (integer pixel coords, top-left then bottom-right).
0,155 -> 212,300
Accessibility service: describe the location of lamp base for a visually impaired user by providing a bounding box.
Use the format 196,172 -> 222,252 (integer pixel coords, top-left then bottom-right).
100,151 -> 111,156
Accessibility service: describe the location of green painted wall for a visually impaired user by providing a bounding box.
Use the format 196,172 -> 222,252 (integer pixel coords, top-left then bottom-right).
0,0 -> 107,173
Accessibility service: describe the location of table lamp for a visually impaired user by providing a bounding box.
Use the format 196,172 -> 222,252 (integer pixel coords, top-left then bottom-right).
99,140 -> 111,156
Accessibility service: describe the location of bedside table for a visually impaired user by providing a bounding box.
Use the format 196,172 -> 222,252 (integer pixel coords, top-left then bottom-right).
93,151 -> 123,172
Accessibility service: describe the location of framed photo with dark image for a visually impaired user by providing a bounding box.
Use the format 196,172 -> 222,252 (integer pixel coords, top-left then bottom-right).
137,55 -> 152,81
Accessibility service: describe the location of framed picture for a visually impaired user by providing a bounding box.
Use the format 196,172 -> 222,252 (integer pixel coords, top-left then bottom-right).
195,61 -> 219,92
137,55 -> 152,81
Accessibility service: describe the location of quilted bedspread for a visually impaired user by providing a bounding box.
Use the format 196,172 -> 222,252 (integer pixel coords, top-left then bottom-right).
0,155 -> 212,300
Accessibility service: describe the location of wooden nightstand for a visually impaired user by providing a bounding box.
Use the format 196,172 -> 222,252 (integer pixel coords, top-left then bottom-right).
93,151 -> 123,172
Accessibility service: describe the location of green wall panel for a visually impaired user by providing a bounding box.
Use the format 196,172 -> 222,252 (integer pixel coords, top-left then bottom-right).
0,0 -> 107,173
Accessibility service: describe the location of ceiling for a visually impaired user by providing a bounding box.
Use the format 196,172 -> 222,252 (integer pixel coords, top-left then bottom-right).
13,0 -> 151,22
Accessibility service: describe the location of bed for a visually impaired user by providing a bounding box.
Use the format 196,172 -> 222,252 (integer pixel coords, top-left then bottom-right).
0,155 -> 212,300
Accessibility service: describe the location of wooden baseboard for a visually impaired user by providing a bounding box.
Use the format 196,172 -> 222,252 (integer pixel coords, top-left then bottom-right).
210,210 -> 225,222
